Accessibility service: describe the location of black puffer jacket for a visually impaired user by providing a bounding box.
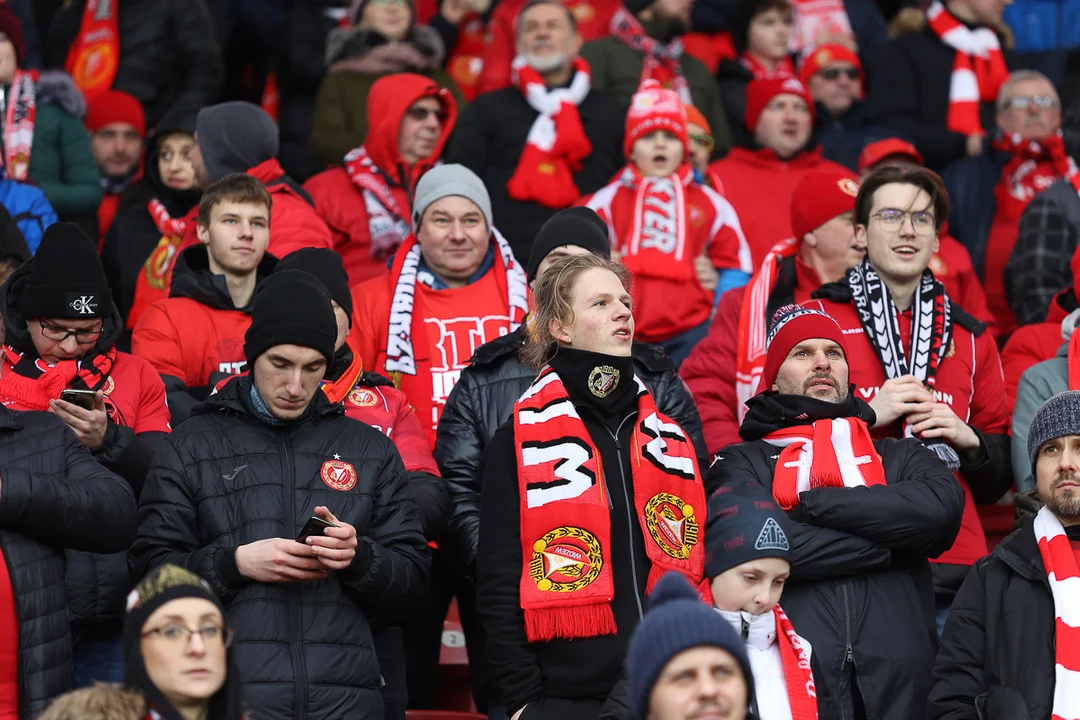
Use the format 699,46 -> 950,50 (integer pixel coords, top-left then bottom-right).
130,377 -> 430,720
0,405 -> 136,719
709,392 -> 965,720
435,327 -> 707,575
46,0 -> 223,129
927,520 -> 1065,720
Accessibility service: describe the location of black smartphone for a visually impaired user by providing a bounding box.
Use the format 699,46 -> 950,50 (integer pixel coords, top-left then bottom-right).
60,389 -> 97,411
296,516 -> 338,543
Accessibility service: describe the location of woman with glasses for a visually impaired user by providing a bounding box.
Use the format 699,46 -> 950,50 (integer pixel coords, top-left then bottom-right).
38,564 -> 245,720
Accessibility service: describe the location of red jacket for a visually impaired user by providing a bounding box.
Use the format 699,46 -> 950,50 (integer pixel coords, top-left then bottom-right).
1000,289 -> 1073,413
128,158 -> 331,325
475,0 -> 622,94
304,75 -> 457,285
934,233 -> 994,328
681,254 -> 822,454
709,147 -> 849,266
582,169 -> 752,342
804,292 -> 1010,570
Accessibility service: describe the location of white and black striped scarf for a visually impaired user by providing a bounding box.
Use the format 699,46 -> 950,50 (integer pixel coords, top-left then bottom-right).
847,260 -> 960,469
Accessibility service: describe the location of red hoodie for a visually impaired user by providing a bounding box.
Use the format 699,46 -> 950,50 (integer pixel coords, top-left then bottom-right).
709,147 -> 849,266
126,159 -> 332,327
304,75 -> 457,285
1000,289 -> 1074,413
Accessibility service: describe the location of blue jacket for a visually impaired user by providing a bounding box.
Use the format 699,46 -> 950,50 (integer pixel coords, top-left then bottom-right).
0,180 -> 58,254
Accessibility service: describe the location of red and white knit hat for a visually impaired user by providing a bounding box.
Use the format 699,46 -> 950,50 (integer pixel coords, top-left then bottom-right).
624,80 -> 689,157
762,304 -> 849,390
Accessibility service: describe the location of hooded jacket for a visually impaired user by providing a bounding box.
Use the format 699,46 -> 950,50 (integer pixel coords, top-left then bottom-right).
927,519 -> 1067,720
131,245 -> 278,426
1001,288 -> 1075,413
101,111 -> 201,329
129,376 -> 429,720
710,392 -> 965,720
304,74 -> 457,284
0,260 -> 171,634
1011,339 -> 1070,493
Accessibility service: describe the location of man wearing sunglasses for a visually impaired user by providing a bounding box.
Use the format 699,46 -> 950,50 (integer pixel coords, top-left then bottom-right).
306,73 -> 459,284
805,164 -> 1011,635
0,222 -> 172,689
799,43 -> 891,172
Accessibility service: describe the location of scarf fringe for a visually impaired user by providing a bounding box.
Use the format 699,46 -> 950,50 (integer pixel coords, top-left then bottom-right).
0,361 -> 77,410
524,603 -> 619,642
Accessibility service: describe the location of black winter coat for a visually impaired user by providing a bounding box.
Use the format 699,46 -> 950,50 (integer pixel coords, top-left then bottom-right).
443,87 -> 628,262
927,520 -> 1065,720
46,0 -> 223,129
0,406 -> 136,719
710,392 -> 966,720
435,327 -> 707,575
130,377 -> 430,720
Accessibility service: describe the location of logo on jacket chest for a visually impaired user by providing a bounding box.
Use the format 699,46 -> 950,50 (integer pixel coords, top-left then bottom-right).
349,388 -> 379,407
320,455 -> 358,492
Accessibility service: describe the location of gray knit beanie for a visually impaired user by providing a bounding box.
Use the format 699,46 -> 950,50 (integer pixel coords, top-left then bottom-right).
195,101 -> 280,183
1027,390 -> 1080,475
411,164 -> 492,233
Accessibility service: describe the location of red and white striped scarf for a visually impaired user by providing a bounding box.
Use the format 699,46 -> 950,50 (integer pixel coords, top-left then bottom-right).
739,52 -> 795,80
609,7 -> 692,104
926,1 -> 1008,136
507,56 -> 593,209
617,163 -> 696,282
789,0 -> 854,57
344,145 -> 412,262
1033,505 -> 1080,720
2,71 -> 36,182
763,417 -> 887,510
148,198 -> 188,238
775,604 -> 818,719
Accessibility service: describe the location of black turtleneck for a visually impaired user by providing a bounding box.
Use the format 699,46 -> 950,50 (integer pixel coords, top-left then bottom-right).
548,347 -> 637,431
739,389 -> 877,441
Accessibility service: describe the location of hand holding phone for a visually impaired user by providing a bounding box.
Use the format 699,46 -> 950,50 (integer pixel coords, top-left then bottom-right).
60,389 -> 97,411
296,516 -> 338,543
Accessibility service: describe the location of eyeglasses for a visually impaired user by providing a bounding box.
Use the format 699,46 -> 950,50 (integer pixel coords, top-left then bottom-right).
1000,95 -> 1059,111
405,106 -> 449,123
142,623 -> 235,649
818,67 -> 860,81
689,133 -> 714,151
871,208 -> 936,235
39,321 -> 104,343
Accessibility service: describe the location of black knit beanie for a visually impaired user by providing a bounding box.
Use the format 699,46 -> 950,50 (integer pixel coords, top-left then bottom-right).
526,207 -> 611,283
245,270 -> 337,367
21,222 -> 111,319
705,480 -> 792,579
276,248 -> 353,323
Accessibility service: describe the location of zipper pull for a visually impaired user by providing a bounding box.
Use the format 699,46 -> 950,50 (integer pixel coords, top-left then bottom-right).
846,643 -> 855,663
741,615 -> 750,641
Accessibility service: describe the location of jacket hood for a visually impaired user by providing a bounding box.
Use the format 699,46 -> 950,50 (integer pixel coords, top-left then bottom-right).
325,25 -> 445,66
35,70 -> 86,118
365,73 -> 457,187
0,259 -> 123,355
34,683 -> 146,720
142,108 -> 202,217
197,374 -> 345,421
739,389 -> 876,440
169,245 -> 279,312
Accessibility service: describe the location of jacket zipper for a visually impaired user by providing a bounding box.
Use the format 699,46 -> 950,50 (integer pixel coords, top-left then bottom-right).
603,412 -> 645,621
279,434 -> 308,718
842,583 -> 867,717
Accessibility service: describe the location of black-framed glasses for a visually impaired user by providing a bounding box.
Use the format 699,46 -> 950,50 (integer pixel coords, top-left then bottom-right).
39,321 -> 104,343
405,106 -> 449,123
1001,95 -> 1058,111
142,623 -> 235,649
818,67 -> 860,81
871,208 -> 936,235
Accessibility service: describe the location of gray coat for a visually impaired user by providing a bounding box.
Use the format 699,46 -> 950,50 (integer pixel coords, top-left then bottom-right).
1012,341 -> 1068,492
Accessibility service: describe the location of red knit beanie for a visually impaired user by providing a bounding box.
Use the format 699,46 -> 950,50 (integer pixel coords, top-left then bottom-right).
625,80 -> 689,157
790,169 -> 860,242
797,43 -> 863,87
761,304 -> 849,391
745,76 -> 814,132
0,3 -> 25,67
86,90 -> 147,137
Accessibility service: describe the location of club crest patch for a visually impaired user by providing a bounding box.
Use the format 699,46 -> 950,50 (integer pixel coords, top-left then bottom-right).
530,526 -> 603,592
588,365 -> 619,398
349,388 -> 379,408
645,492 -> 699,559
320,459 -> 357,491
102,375 -> 115,396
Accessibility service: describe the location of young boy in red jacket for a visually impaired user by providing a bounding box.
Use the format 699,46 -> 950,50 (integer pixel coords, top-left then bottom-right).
582,80 -> 752,365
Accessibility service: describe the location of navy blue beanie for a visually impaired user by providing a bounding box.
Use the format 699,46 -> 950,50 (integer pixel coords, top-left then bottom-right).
705,481 -> 792,579
626,572 -> 754,719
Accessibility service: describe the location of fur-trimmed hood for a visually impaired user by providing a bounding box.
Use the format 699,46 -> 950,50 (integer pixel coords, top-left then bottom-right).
887,5 -> 1014,49
35,70 -> 88,118
36,683 -> 145,720
324,24 -> 445,67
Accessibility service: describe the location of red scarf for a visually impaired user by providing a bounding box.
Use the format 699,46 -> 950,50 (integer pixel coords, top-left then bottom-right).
764,418 -> 886,510
735,237 -> 799,423
344,145 -> 411,262
1033,505 -> 1080,720
1068,330 -> 1080,391
739,52 -> 795,80
148,198 -> 188,238
64,0 -> 120,105
609,8 -> 692,104
617,163 -> 696,282
2,71 -> 36,182
926,1 -> 1008,136
507,56 -> 593,209
788,0 -> 854,56
0,344 -> 116,411
775,604 -> 819,719
515,368 -> 706,641
993,131 -> 1074,211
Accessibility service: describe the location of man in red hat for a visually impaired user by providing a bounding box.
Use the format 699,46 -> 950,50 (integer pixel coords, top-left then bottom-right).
680,167 -> 861,453
709,76 -> 848,265
800,43 -> 890,172
85,90 -> 146,243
